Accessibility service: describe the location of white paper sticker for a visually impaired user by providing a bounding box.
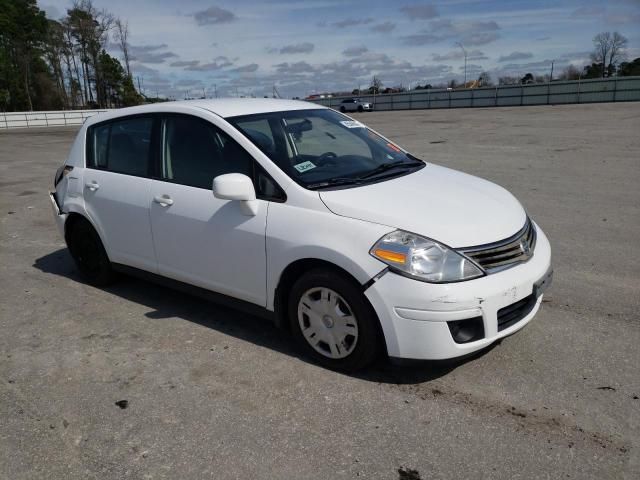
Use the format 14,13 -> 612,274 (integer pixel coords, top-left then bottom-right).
340,120 -> 365,128
293,160 -> 317,173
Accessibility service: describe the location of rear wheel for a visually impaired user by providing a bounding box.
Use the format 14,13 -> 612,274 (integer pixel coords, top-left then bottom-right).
288,269 -> 381,371
65,217 -> 115,286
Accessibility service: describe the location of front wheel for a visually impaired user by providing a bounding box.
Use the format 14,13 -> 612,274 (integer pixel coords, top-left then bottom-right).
339,106 -> 346,113
288,269 -> 381,371
357,105 -> 364,112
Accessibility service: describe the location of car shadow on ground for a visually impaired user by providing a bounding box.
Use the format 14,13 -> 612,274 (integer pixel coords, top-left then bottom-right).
34,248 -> 496,385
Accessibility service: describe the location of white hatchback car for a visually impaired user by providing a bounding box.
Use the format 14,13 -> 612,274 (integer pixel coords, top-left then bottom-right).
50,99 -> 552,371
338,98 -> 373,113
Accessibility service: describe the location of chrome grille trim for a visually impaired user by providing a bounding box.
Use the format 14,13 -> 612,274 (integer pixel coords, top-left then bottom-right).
459,218 -> 537,272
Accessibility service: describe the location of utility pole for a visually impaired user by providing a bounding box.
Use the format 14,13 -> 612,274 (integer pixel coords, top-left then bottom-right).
549,60 -> 555,82
214,84 -> 218,98
456,42 -> 468,86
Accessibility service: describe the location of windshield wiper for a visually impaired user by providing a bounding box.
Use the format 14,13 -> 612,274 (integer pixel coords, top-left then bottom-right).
306,160 -> 424,190
358,160 -> 424,180
306,177 -> 365,190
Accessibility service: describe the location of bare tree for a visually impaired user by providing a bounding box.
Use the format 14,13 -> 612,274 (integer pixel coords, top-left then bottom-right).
369,75 -> 382,94
498,76 -> 519,86
478,72 -> 492,87
591,31 -> 628,77
559,64 -> 581,81
115,18 -> 131,78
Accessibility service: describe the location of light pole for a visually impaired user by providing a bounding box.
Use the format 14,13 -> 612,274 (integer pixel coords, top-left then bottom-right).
456,42 -> 468,87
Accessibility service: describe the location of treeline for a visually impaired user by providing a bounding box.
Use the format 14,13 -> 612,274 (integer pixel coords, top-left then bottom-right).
499,31 -> 638,86
0,0 -> 141,112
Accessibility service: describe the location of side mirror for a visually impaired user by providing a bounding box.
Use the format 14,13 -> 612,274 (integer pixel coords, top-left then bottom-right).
212,173 -> 258,216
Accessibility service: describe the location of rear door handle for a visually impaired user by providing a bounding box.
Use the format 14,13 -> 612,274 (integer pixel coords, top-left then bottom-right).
85,181 -> 99,191
153,195 -> 174,206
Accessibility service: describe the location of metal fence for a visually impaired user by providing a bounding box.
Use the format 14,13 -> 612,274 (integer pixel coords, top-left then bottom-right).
2,77 -> 638,128
308,76 -> 640,111
0,109 -> 109,129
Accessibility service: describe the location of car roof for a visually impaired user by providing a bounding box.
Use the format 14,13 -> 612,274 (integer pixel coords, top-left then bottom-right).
81,98 -> 328,130
179,98 -> 327,117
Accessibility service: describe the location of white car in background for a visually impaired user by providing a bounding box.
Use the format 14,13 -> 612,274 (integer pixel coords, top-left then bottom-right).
50,99 -> 552,371
338,98 -> 373,113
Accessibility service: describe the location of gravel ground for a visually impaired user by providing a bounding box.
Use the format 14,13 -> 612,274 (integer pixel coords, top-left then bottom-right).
1,102 -> 639,479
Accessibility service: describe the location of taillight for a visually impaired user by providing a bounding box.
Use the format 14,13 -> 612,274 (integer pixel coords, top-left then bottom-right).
54,165 -> 73,187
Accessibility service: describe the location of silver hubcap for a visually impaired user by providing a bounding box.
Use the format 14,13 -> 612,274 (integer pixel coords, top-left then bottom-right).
297,287 -> 358,359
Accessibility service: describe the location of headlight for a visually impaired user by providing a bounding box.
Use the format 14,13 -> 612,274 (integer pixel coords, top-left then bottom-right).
370,230 -> 484,283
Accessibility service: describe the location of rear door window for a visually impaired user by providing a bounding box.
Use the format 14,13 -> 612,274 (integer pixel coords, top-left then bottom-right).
87,116 -> 153,177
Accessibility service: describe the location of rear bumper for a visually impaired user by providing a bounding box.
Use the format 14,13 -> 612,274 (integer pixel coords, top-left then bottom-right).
365,225 -> 552,360
49,191 -> 67,238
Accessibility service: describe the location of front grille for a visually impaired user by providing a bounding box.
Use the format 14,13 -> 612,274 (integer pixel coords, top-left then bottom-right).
459,218 -> 536,272
497,294 -> 537,331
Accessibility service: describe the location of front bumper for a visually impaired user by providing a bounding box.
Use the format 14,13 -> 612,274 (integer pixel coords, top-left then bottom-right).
49,191 -> 67,238
365,225 -> 552,360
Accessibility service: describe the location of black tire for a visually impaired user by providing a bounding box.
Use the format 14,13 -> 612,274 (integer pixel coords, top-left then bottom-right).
339,106 -> 346,113
288,268 -> 381,372
65,217 -> 115,287
357,105 -> 364,112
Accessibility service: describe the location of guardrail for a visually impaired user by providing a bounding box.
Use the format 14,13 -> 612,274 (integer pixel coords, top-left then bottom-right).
308,76 -> 640,111
0,109 -> 109,129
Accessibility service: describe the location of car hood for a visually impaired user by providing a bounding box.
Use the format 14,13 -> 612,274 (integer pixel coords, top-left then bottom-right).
319,164 -> 527,248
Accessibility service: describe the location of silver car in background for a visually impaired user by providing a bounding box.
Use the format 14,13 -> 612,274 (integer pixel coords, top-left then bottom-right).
338,98 -> 373,113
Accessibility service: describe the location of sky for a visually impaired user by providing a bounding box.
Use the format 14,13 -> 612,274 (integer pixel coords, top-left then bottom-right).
41,0 -> 640,99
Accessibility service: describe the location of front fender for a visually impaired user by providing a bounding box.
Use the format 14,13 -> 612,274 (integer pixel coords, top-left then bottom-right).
265,202 -> 392,310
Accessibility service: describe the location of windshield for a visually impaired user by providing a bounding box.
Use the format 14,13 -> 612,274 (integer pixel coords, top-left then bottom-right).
228,109 -> 424,189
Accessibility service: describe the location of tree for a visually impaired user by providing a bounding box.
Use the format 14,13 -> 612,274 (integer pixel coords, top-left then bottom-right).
583,62 -> 604,79
0,88 -> 9,111
44,19 -> 69,107
498,76 -> 519,85
559,64 -> 581,80
0,0 -> 142,111
478,72 -> 492,87
121,75 -> 141,106
447,79 -> 458,89
0,0 -> 52,110
114,18 -> 130,78
618,58 -> 640,77
520,73 -> 534,84
368,75 -> 382,94
591,31 -> 628,78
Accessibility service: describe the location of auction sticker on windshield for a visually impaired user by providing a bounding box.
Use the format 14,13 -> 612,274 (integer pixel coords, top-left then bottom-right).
340,120 -> 365,129
294,161 -> 317,173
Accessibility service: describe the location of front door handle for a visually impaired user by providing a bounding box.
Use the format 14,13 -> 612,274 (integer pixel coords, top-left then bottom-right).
153,195 -> 174,206
85,181 -> 100,191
